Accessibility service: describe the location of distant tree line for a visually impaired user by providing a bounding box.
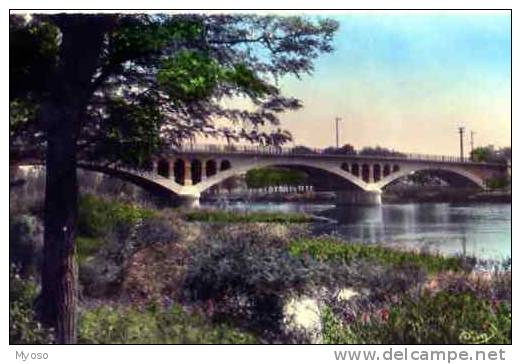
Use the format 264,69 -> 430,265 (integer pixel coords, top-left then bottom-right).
245,167 -> 309,192
291,144 -> 406,157
470,145 -> 511,164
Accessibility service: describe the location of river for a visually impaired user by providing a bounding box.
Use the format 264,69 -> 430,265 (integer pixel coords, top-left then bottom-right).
200,201 -> 511,261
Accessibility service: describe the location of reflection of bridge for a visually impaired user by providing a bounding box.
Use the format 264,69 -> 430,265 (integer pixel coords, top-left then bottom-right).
14,144 -> 507,207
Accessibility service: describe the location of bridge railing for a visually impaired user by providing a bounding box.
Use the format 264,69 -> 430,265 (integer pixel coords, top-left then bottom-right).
172,144 -> 488,164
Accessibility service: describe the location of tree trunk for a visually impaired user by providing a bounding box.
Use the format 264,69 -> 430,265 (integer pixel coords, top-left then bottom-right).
37,15 -> 113,344
40,116 -> 79,344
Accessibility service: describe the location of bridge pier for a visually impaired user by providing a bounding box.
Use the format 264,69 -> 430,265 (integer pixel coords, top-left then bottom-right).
176,193 -> 200,209
336,190 -> 382,206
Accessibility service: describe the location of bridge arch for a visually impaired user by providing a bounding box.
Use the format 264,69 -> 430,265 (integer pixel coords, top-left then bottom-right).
195,159 -> 371,194
75,163 -> 188,195
373,164 -> 486,190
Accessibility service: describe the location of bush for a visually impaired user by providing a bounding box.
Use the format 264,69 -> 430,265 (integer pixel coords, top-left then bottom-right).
78,194 -> 155,238
9,214 -> 43,276
182,227 -> 327,337
485,176 -> 510,190
78,304 -> 256,344
78,205 -> 180,298
9,265 -> 54,344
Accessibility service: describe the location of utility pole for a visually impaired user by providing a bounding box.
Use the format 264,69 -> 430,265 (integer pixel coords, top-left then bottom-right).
335,117 -> 341,148
458,126 -> 465,161
470,131 -> 476,154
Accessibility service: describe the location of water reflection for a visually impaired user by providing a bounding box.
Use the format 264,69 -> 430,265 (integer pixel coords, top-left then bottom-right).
201,201 -> 511,261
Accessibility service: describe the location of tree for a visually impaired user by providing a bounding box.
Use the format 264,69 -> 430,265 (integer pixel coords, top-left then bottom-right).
322,143 -> 356,155
359,146 -> 405,157
471,145 -> 511,164
10,13 -> 338,343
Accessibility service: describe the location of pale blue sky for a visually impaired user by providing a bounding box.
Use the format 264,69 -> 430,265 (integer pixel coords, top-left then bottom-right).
279,11 -> 511,155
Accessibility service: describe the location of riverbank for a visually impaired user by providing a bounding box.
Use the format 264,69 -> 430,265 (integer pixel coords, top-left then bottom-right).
202,187 -> 511,205
10,194 -> 511,344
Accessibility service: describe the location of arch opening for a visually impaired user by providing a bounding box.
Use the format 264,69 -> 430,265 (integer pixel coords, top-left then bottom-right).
351,163 -> 359,177
383,164 -> 391,177
220,160 -> 231,171
379,167 -> 485,191
191,159 -> 202,185
157,159 -> 170,178
200,162 -> 366,198
373,164 -> 381,182
174,159 -> 185,185
206,159 -> 217,177
361,164 -> 370,182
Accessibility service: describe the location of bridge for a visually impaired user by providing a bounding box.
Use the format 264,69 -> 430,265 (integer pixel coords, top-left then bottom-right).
14,144 -> 508,207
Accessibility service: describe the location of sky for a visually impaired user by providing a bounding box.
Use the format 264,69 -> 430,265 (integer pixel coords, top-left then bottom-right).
276,11 -> 511,156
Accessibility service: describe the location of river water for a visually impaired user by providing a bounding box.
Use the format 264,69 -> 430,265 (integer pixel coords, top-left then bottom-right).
201,201 -> 511,261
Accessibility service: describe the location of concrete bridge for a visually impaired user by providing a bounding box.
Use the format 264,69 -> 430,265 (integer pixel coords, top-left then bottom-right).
14,144 -> 507,207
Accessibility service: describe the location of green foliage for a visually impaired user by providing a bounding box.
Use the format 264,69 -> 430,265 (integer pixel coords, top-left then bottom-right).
359,146 -> 405,157
325,291 -> 511,344
10,214 -> 43,276
288,238 -> 471,275
157,50 -> 222,102
9,99 -> 38,133
471,145 -> 511,164
79,304 -> 256,344
93,96 -> 163,167
183,209 -> 312,223
78,194 -> 156,238
485,176 -> 510,190
76,236 -> 104,264
245,167 -> 308,189
158,50 -> 273,103
10,16 -> 59,99
321,306 -> 358,344
9,265 -> 54,344
109,18 -> 203,64
222,63 -> 273,98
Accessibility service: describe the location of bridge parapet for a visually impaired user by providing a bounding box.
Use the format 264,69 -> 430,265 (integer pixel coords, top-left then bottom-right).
168,143 -> 504,166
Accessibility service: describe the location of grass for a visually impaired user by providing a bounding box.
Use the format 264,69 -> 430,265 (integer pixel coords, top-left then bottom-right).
183,209 -> 313,223
76,236 -> 104,264
288,237 -> 471,275
78,303 -> 257,344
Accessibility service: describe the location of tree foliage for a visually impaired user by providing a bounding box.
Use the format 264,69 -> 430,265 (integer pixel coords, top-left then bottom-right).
245,167 -> 308,189
10,14 -> 339,166
470,145 -> 511,164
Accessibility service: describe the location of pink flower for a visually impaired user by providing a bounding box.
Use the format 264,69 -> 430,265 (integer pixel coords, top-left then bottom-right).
379,308 -> 389,322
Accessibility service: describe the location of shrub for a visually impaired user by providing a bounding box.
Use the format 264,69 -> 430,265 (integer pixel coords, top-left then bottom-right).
78,194 -> 155,238
78,304 -> 256,344
9,215 -> 44,276
77,198 -> 179,297
182,228 -> 328,337
9,265 -> 54,344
